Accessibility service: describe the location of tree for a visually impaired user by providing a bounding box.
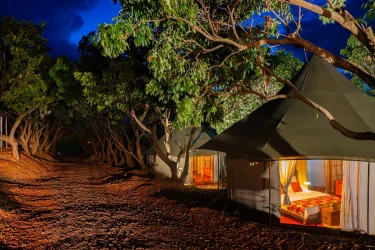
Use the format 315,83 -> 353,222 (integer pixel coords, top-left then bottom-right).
0,17 -> 50,159
215,51 -> 303,132
74,33 -> 151,168
96,0 -> 375,141
363,0 -> 375,20
341,35 -> 375,97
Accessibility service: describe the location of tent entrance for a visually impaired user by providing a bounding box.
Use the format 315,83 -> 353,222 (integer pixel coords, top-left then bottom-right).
190,155 -> 214,184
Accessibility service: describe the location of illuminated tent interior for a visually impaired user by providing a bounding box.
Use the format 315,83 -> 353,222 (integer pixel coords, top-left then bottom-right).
199,55 -> 375,234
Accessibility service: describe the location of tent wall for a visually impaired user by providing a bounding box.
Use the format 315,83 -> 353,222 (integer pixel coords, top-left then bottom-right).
146,154 -> 222,185
145,155 -> 173,180
227,157 -> 280,222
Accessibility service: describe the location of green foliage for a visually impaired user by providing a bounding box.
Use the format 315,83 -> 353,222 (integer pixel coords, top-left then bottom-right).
363,0 -> 375,20
0,16 -> 50,114
341,35 -> 375,97
50,57 -> 80,106
75,32 -> 149,123
95,0 -> 305,129
98,22 -> 130,58
214,51 -> 303,132
319,0 -> 346,24
272,50 -> 303,82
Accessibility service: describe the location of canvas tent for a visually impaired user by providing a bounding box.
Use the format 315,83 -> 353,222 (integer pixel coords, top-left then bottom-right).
145,127 -> 226,185
200,55 -> 375,234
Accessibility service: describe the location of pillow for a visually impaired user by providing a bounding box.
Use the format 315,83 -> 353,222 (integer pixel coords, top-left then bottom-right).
291,181 -> 303,192
288,185 -> 294,194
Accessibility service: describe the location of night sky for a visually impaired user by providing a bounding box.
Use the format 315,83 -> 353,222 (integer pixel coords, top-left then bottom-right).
0,0 -> 368,62
293,0 -> 368,60
0,0 -> 120,61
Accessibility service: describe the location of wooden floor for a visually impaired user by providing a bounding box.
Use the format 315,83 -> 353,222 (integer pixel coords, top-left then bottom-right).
280,215 -> 324,227
280,216 -> 341,229
191,183 -> 219,189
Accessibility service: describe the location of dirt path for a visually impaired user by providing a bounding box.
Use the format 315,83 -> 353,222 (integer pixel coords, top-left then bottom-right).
0,161 -> 126,249
0,159 -> 374,249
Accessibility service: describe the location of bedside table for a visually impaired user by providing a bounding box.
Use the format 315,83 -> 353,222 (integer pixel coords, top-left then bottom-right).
321,207 -> 340,226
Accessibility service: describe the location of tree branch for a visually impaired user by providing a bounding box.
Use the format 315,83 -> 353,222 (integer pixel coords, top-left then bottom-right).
242,37 -> 375,87
166,15 -> 247,50
279,0 -> 375,57
166,14 -> 375,87
130,109 -> 151,134
262,66 -> 375,140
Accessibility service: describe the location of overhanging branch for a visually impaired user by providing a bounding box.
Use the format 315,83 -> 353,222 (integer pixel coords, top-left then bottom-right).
262,66 -> 375,140
278,0 -> 375,57
243,37 -> 375,88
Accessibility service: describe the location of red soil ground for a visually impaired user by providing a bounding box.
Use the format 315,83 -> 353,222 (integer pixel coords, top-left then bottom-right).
0,149 -> 374,249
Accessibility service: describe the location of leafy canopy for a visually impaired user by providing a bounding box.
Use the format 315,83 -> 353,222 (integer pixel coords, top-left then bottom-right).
0,16 -> 51,114
97,0 -> 294,128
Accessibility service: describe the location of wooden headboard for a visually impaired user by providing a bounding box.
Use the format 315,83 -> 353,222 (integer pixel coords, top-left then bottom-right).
335,179 -> 343,196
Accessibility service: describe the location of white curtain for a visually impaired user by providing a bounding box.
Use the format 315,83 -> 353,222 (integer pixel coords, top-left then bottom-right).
341,161 -> 375,235
279,160 -> 297,205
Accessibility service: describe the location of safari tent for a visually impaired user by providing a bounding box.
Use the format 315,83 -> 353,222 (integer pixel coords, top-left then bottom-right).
145,127 -> 226,186
200,55 -> 375,234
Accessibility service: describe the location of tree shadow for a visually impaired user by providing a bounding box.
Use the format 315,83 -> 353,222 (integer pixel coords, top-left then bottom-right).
153,186 -> 221,208
0,183 -> 21,211
154,184 -> 281,225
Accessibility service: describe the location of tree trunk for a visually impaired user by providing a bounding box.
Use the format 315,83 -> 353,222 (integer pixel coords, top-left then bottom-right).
115,148 -> 126,166
179,149 -> 190,184
179,127 -> 198,183
11,140 -> 19,160
0,107 -> 38,160
123,131 -> 135,168
106,144 -> 113,164
130,111 -> 179,181
106,138 -> 118,166
133,122 -> 147,170
30,123 -> 44,156
18,121 -> 32,155
150,124 -> 178,180
92,140 -> 99,157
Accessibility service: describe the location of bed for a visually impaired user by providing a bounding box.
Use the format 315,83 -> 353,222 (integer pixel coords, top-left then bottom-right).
281,190 -> 341,225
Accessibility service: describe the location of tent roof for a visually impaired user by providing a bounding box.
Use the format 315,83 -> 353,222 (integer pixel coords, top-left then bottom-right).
145,127 -> 215,157
200,55 -> 375,162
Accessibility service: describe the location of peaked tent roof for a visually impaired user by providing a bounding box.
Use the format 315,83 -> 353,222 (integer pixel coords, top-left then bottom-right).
145,127 -> 216,157
200,55 -> 375,162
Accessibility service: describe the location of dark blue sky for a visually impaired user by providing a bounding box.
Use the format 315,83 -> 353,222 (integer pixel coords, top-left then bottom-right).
0,0 -> 368,62
291,0 -> 368,61
1,0 -> 120,61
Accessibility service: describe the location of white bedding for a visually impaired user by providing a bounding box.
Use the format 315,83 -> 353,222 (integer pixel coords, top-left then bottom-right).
281,190 -> 329,219
281,190 -> 328,203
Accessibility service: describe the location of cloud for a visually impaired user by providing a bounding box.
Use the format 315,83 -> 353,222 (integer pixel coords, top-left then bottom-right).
0,0 -> 100,60
70,15 -> 85,33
